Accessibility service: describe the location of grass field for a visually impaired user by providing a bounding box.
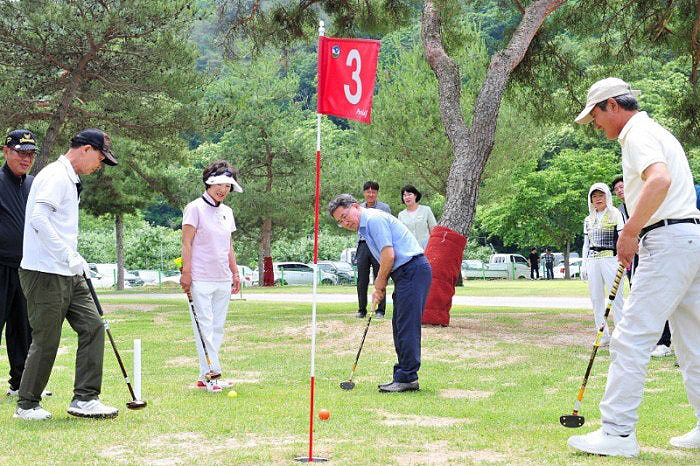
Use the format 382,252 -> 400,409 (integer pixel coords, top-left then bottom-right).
110,278 -> 597,297
0,292 -> 695,464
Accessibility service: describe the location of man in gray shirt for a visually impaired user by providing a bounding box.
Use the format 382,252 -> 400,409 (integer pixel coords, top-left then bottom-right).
355,181 -> 391,318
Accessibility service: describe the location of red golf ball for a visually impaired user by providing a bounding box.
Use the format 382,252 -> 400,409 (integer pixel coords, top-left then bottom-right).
319,408 -> 330,420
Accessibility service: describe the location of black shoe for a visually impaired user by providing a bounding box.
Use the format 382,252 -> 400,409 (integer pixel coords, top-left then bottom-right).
374,311 -> 385,319
355,311 -> 367,318
378,381 -> 419,392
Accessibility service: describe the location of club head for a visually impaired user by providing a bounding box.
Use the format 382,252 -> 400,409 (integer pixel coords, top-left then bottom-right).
560,414 -> 584,428
126,400 -> 148,410
340,381 -> 355,390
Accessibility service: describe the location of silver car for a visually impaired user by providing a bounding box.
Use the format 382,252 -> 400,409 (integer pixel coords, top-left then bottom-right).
274,262 -> 338,285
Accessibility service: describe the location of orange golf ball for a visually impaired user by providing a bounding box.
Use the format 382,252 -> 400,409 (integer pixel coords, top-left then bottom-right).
318,408 -> 330,420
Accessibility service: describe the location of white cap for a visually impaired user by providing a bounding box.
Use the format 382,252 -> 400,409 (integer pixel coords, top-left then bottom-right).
574,77 -> 641,124
206,174 -> 243,193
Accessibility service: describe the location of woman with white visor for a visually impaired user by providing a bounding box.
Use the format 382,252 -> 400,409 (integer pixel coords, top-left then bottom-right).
180,161 -> 243,392
582,182 -> 626,346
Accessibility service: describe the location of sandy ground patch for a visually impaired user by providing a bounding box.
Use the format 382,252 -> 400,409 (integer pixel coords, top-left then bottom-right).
371,408 -> 472,427
394,440 -> 511,465
164,356 -> 196,367
439,389 -> 494,400
99,431 -> 300,464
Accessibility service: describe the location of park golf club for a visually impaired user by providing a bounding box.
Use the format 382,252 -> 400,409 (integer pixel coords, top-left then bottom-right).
340,303 -> 376,390
84,274 -> 147,410
560,263 -> 625,428
185,292 -> 220,382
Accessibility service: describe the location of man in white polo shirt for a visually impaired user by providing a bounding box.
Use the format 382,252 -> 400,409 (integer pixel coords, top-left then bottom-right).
567,78 -> 700,456
15,129 -> 119,421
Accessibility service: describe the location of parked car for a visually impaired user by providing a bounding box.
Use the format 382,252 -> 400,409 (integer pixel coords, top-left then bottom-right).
553,258 -> 585,279
313,260 -> 356,285
460,257 -> 527,280
485,254 -> 530,279
160,270 -> 182,284
237,265 -> 259,287
124,270 -> 145,287
88,263 -> 103,280
273,262 -> 338,285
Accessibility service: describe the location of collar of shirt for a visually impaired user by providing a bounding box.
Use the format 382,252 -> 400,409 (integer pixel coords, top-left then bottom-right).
617,111 -> 647,146
202,191 -> 220,207
57,155 -> 80,185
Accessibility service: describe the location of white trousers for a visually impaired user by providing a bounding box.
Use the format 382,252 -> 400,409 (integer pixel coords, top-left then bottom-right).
190,280 -> 231,376
600,223 -> 700,435
587,255 -> 625,339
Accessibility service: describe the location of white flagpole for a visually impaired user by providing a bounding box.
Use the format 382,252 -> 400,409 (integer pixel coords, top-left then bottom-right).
296,19 -> 328,464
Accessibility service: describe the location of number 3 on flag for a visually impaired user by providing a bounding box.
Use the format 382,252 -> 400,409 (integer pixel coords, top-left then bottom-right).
317,37 -> 380,124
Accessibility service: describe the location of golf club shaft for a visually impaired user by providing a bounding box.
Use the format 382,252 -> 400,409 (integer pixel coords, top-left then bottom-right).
84,275 -> 139,402
570,263 -> 625,415
346,303 -> 376,382
186,292 -> 216,377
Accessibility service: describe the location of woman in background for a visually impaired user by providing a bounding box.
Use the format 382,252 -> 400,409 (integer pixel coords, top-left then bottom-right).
582,182 -> 625,346
398,184 -> 437,248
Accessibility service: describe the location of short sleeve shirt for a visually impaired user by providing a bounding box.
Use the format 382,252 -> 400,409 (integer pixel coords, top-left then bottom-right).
358,208 -> 422,272
618,112 -> 700,225
182,192 -> 237,281
21,156 -> 80,275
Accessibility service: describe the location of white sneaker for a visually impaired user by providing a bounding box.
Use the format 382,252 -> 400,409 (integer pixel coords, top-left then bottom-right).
217,379 -> 233,389
205,380 -> 222,393
567,428 -> 639,457
670,425 -> 700,449
651,344 -> 672,357
13,406 -> 52,420
67,399 -> 118,419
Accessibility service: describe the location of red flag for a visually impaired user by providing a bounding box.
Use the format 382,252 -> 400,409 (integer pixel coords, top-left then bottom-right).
317,36 -> 380,124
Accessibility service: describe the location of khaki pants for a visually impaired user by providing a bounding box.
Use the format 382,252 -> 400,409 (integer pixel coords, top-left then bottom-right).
18,269 -> 104,409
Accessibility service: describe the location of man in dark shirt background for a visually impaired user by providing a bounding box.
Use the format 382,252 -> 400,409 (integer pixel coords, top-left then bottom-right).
0,129 -> 37,396
528,247 -> 540,280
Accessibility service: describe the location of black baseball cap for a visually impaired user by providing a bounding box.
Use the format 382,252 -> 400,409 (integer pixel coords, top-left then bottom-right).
5,129 -> 38,151
70,129 -> 118,166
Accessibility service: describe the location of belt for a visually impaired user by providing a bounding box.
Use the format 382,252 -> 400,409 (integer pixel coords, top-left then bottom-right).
639,218 -> 700,237
590,246 -> 615,252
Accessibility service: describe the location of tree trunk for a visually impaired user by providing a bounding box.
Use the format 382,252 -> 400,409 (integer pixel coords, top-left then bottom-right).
422,0 -> 565,235
115,212 -> 125,291
564,238 -> 570,280
258,217 -> 272,268
258,217 -> 273,286
418,0 -> 565,324
33,77 -> 81,173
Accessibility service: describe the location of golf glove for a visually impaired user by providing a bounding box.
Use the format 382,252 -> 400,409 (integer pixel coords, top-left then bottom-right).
67,251 -> 90,276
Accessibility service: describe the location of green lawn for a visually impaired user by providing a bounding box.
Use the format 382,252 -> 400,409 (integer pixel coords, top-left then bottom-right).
0,296 -> 691,464
113,278 -> 597,297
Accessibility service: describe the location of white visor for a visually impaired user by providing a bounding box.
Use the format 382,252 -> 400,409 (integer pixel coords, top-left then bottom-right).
206,174 -> 243,193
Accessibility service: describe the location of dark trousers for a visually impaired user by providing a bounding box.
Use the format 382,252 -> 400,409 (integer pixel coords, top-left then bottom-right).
545,263 -> 554,279
356,241 -> 385,314
18,269 -> 105,409
530,265 -> 539,279
390,255 -> 432,383
657,321 -> 672,347
0,264 -> 31,390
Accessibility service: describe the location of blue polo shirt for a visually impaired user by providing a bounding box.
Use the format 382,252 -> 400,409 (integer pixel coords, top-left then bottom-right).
359,207 -> 423,272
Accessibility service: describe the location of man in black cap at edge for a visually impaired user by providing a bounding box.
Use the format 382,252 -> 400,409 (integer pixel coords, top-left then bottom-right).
0,130 -> 41,398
